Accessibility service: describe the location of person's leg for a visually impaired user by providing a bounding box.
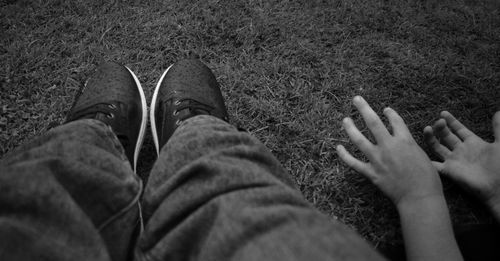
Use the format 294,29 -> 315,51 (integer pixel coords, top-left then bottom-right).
136,59 -> 384,261
0,120 -> 141,261
0,62 -> 147,261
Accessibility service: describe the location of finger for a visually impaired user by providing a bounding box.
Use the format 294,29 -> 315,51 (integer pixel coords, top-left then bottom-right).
343,117 -> 375,154
441,111 -> 475,140
431,161 -> 445,172
337,145 -> 375,179
433,161 -> 460,183
433,118 -> 462,150
493,111 -> 500,141
352,96 -> 390,142
424,126 -> 451,159
383,107 -> 410,137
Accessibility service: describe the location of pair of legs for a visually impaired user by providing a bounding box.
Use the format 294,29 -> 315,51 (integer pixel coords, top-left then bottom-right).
0,60 -> 383,261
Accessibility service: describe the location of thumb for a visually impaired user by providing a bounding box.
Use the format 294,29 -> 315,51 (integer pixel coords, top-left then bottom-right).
431,161 -> 445,172
433,161 -> 462,183
493,111 -> 500,141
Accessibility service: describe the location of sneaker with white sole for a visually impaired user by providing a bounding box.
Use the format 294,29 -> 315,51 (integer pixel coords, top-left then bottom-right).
66,61 -> 147,173
150,59 -> 229,155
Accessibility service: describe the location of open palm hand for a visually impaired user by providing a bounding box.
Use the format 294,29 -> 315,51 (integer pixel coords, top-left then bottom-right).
424,111 -> 500,208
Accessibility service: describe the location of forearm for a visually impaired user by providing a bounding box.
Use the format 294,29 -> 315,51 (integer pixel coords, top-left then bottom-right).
397,195 -> 463,261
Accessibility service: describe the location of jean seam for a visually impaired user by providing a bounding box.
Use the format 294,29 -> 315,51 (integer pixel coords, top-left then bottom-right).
97,179 -> 144,231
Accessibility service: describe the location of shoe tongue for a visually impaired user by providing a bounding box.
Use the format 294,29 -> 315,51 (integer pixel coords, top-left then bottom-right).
192,108 -> 210,115
177,108 -> 193,119
177,107 -> 210,118
94,112 -> 109,121
183,99 -> 211,116
67,103 -> 117,123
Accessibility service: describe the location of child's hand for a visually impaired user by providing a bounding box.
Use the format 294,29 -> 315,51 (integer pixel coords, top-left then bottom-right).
424,111 -> 500,210
337,96 -> 443,206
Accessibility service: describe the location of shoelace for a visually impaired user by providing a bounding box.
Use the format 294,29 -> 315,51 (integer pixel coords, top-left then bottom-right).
171,98 -> 215,125
66,103 -> 118,122
66,102 -> 131,148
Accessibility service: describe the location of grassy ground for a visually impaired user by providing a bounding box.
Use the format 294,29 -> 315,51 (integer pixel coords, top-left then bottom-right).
1,0 -> 500,248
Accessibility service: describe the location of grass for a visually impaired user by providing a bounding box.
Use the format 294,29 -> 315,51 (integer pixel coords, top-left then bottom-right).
1,0 -> 500,248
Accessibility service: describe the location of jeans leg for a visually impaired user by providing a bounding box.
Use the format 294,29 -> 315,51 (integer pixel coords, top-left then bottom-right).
136,115 -> 384,261
0,119 -> 143,261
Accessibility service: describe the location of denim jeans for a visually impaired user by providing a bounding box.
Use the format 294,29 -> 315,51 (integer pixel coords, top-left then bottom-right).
0,115 -> 384,261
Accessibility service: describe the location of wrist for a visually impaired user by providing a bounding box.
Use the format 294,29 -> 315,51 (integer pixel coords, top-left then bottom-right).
396,193 -> 462,261
392,170 -> 444,210
396,192 -> 446,213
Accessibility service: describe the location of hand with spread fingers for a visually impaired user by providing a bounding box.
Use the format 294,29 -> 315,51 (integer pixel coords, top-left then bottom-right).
337,96 -> 463,261
336,96 -> 442,206
424,111 -> 500,221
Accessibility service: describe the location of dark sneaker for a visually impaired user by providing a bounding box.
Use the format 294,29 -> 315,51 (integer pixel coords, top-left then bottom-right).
150,59 -> 229,154
66,62 -> 147,172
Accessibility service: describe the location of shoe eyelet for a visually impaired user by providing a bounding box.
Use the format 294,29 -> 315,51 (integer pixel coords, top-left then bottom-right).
108,104 -> 117,109
175,119 -> 182,126
174,100 -> 181,105
106,113 -> 115,119
173,110 -> 178,116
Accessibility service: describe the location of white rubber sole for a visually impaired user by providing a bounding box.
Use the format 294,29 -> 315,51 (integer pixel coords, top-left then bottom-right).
150,64 -> 174,156
125,66 -> 148,173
